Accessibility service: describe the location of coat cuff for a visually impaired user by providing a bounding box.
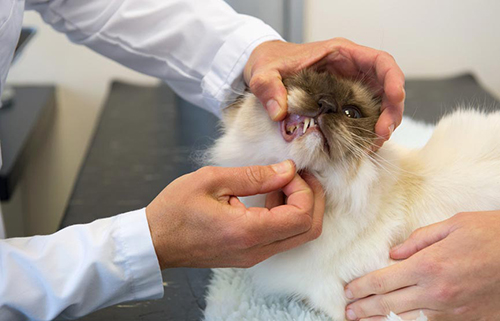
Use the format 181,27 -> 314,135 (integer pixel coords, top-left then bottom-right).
115,208 -> 164,301
201,17 -> 284,117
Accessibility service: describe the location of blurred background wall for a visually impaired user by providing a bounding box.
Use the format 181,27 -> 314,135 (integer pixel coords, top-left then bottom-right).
305,0 -> 500,99
5,12 -> 158,235
4,0 -> 499,236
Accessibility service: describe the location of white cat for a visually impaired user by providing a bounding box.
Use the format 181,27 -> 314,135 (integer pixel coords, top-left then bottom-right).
205,70 -> 500,320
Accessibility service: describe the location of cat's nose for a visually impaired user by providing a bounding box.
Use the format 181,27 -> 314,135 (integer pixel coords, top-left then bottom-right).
318,98 -> 337,114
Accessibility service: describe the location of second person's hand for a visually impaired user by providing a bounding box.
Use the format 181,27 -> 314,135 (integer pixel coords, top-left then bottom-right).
244,38 -> 406,148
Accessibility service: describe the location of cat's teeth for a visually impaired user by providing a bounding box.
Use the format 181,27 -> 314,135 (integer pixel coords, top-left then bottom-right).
303,118 -> 310,134
311,118 -> 315,127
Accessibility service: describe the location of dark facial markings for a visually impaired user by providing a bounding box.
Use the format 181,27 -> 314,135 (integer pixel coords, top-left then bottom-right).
282,70 -> 382,161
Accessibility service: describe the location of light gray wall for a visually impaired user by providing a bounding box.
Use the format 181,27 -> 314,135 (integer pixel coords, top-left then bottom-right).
225,0 -> 304,43
305,0 -> 500,99
7,12 -> 158,236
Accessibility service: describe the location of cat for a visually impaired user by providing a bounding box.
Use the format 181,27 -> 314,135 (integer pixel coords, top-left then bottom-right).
205,70 -> 500,320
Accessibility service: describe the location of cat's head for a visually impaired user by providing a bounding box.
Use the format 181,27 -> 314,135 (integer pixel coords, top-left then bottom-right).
216,70 -> 381,173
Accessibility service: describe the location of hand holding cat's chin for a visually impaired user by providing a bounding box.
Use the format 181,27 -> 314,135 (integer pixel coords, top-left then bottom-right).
144,160 -> 325,270
243,37 -> 405,149
344,211 -> 500,321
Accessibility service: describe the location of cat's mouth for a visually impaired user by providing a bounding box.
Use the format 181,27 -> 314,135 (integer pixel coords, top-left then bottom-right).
280,114 -> 325,142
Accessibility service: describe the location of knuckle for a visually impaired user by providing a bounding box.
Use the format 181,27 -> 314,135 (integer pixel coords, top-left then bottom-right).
235,228 -> 260,250
376,296 -> 393,315
249,73 -> 270,93
453,211 -> 470,223
240,255 -> 263,268
330,36 -> 349,45
411,226 -> 424,237
432,283 -> 457,305
310,222 -> 323,240
452,305 -> 471,316
245,166 -> 266,187
196,166 -> 217,181
381,51 -> 396,62
409,227 -> 425,242
419,258 -> 442,276
294,214 -> 312,235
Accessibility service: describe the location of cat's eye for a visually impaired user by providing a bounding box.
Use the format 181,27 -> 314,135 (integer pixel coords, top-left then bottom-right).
342,106 -> 362,119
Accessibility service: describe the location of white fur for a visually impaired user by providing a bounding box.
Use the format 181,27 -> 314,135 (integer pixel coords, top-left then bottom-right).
204,94 -> 500,321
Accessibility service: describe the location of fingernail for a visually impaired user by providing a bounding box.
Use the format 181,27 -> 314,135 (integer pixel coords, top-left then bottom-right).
266,99 -> 282,120
388,123 -> 395,136
345,288 -> 354,300
271,160 -> 292,174
346,309 -> 357,320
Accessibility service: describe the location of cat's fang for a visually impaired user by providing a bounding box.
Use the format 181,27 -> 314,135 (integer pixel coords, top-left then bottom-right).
303,118 -> 310,134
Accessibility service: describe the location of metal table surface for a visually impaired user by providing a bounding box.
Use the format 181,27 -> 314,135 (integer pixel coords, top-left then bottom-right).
61,74 -> 499,320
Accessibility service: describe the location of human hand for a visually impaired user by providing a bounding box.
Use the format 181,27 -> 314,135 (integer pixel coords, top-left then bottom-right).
145,160 -> 324,270
344,211 -> 500,321
243,38 -> 405,148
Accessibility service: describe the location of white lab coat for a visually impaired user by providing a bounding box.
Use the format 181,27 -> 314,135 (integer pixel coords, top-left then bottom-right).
0,0 -> 282,319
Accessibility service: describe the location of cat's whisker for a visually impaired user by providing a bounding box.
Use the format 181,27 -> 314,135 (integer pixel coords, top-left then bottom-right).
347,132 -> 420,176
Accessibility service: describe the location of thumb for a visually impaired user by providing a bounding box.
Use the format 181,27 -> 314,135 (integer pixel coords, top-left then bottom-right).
248,70 -> 288,121
202,160 -> 296,197
390,220 -> 453,260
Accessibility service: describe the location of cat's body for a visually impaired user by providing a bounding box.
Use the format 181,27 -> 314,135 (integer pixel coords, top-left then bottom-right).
207,70 -> 500,320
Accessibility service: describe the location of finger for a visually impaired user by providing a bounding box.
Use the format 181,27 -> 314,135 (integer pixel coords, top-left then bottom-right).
374,68 -> 405,146
340,43 -> 405,100
359,309 -> 434,321
346,286 -> 427,320
390,220 -> 454,260
373,100 -> 401,149
299,171 -> 325,237
259,172 -> 325,255
243,172 -> 316,244
381,68 -> 406,111
345,260 -> 418,299
265,190 -> 285,209
350,51 -> 404,145
248,70 -> 288,121
229,196 -> 246,209
321,44 -> 404,149
391,309 -> 435,321
203,160 -> 296,198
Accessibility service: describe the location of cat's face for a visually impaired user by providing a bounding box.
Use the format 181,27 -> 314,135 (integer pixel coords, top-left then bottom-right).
220,70 -> 381,172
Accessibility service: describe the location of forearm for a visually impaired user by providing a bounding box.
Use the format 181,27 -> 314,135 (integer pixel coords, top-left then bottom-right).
0,208 -> 163,320
25,0 -> 283,115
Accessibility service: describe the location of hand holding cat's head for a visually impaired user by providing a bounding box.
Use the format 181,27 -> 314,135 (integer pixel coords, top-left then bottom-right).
218,70 -> 382,174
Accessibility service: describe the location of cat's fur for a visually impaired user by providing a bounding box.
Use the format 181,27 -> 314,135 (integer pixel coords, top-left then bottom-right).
207,70 -> 500,320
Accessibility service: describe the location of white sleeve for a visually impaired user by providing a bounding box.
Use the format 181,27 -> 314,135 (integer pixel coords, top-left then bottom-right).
24,0 -> 284,117
0,208 -> 163,321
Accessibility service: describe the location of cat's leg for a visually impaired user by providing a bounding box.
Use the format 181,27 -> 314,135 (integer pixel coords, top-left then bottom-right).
306,282 -> 348,321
